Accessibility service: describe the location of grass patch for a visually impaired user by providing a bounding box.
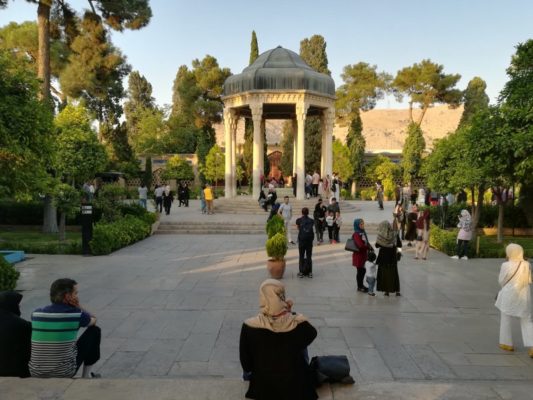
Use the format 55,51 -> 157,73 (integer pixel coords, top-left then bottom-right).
0,229 -> 82,254
478,236 -> 533,259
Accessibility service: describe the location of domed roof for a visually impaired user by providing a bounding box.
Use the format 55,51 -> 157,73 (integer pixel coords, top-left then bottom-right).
223,46 -> 335,97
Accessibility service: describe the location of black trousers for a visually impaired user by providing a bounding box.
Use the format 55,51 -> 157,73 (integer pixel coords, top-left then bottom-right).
155,197 -> 163,212
457,239 -> 470,258
356,267 -> 367,289
76,326 -> 101,370
334,226 -> 340,242
312,184 -> 318,197
315,220 -> 324,241
299,239 -> 313,275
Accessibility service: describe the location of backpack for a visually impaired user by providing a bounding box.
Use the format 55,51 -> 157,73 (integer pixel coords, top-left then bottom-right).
300,217 -> 314,240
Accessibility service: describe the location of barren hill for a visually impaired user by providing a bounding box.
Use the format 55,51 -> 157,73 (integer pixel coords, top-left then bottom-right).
215,105 -> 463,152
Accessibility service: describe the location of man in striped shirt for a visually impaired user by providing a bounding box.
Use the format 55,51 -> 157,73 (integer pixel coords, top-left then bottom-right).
29,278 -> 101,378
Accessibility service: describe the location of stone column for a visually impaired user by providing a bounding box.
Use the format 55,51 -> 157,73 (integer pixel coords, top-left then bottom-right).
261,118 -> 266,183
251,103 -> 263,199
295,102 -> 308,200
324,107 -> 335,178
292,119 -> 297,178
320,112 -> 326,178
223,108 -> 232,199
230,116 -> 238,197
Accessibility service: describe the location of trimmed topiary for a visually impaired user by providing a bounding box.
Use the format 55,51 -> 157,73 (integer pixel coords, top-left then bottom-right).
266,232 -> 288,261
0,256 -> 20,291
266,214 -> 285,238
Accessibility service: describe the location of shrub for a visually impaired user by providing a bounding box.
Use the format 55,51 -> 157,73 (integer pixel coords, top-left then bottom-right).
266,232 -> 288,260
428,204 -> 531,229
266,215 -> 285,238
0,241 -> 81,255
0,256 -> 20,291
429,224 -> 475,258
90,215 -> 152,255
360,188 -> 374,201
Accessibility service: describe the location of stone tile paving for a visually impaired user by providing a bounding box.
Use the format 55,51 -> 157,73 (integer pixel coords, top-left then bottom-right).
11,200 -> 533,385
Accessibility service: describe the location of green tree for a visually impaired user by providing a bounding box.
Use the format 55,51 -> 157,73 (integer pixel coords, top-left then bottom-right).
401,122 -> 426,183
336,62 -> 391,125
60,13 -> 131,125
279,121 -> 294,177
124,70 -> 155,134
345,112 -> 366,191
249,30 -> 259,65
299,34 -> 330,75
128,107 -> 168,156
304,117 -> 322,174
332,139 -> 352,183
53,183 -> 80,241
0,49 -> 54,199
54,104 -> 108,186
100,121 -> 139,177
366,155 -> 401,198
202,144 -> 224,187
161,155 -> 194,181
392,59 -> 462,126
458,77 -> 490,128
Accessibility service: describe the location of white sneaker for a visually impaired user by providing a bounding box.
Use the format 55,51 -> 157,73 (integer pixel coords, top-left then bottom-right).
461,256 -> 469,260
451,255 -> 459,259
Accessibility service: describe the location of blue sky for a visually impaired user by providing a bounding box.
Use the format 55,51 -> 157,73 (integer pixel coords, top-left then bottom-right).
2,0 -> 532,108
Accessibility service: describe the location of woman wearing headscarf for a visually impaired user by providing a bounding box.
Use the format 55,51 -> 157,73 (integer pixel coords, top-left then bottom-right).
375,220 -> 402,296
404,204 -> 418,247
0,291 -> 31,377
495,244 -> 533,357
414,209 -> 430,260
451,209 -> 472,260
352,219 -> 370,293
240,279 -> 318,400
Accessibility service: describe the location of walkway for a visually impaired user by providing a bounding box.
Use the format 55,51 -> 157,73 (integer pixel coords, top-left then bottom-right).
3,200 -> 533,399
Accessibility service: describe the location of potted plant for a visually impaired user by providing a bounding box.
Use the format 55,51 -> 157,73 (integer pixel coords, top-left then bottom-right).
265,215 -> 288,278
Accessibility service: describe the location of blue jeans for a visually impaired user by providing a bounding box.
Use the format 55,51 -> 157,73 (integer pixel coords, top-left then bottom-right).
139,199 -> 147,209
366,276 -> 376,294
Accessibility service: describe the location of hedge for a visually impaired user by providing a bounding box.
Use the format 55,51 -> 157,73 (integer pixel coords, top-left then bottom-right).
0,256 -> 20,291
90,214 -> 153,255
0,240 -> 82,255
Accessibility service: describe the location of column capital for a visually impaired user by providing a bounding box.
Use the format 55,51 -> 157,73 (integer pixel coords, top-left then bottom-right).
295,102 -> 309,121
250,103 -> 263,122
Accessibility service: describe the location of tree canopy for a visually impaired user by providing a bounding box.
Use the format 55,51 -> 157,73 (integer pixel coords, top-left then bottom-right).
401,122 -> 426,183
300,35 -> 330,75
458,76 -> 490,128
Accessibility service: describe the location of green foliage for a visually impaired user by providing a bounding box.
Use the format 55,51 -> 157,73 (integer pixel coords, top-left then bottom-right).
54,104 -> 108,185
202,144 -> 224,185
124,70 -> 155,150
54,184 -> 80,216
93,184 -> 128,222
365,155 -> 401,198
0,230 -> 82,255
359,188 -> 375,200
299,35 -> 330,75
392,59 -> 462,125
162,155 -> 194,181
249,30 -> 259,65
401,123 -> 426,183
0,49 -> 54,199
459,77 -> 490,128
60,13 -> 131,123
345,113 -> 366,179
128,106 -> 168,155
429,224 -> 465,257
243,119 -> 254,179
304,117 -> 322,175
90,214 -> 152,255
0,256 -> 20,291
279,121 -> 294,176
332,139 -> 352,182
144,156 -> 152,188
266,215 -> 285,238
196,125 -> 216,168
166,118 -> 199,153
265,232 -> 288,261
100,122 -> 138,174
336,62 -> 391,125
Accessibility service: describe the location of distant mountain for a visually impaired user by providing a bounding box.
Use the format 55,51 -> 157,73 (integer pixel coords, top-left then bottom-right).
215,105 -> 463,152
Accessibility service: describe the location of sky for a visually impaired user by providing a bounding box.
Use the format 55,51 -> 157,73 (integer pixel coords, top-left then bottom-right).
2,0 -> 533,109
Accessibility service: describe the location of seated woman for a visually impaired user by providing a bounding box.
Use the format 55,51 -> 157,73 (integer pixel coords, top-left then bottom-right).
239,279 -> 318,400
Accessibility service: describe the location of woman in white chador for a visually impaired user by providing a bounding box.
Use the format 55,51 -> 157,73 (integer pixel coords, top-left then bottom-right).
495,243 -> 533,357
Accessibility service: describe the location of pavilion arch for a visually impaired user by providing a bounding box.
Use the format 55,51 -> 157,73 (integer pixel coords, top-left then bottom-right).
221,46 -> 335,200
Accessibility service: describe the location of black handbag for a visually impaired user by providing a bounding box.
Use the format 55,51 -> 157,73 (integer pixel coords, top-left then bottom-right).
310,355 -> 355,386
345,238 -> 359,252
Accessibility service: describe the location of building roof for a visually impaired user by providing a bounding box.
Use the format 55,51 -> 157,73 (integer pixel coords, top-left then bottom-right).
223,46 -> 335,97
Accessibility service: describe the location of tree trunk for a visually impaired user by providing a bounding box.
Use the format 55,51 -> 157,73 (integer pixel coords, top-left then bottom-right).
408,102 -> 414,123
470,186 -> 485,247
416,105 -> 429,126
37,1 -> 51,101
497,203 -> 504,244
59,211 -> 66,242
42,195 -> 58,233
351,180 -> 356,198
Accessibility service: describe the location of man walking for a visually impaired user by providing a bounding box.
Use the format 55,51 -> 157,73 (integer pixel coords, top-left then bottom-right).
138,183 -> 148,209
29,278 -> 100,378
154,184 -> 164,213
278,196 -> 294,245
296,208 -> 315,278
312,171 -> 320,197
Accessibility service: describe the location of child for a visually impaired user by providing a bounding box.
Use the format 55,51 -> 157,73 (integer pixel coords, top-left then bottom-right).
325,211 -> 335,244
365,260 -> 378,296
334,212 -> 342,243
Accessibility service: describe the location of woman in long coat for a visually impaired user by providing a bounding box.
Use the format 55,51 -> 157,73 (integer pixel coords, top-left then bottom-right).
352,219 -> 369,292
404,204 -> 418,246
240,279 -> 318,400
495,244 -> 533,357
376,220 -> 402,296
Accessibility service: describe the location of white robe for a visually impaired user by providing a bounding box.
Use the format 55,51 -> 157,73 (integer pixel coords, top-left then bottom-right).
495,260 -> 532,319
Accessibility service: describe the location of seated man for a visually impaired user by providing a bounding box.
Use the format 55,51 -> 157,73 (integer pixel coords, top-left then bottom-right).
0,291 -> 31,377
29,278 -> 101,378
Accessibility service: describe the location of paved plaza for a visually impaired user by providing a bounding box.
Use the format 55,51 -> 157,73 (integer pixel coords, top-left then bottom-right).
2,201 -> 533,399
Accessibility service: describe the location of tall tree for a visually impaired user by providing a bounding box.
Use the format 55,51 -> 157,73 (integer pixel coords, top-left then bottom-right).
124,70 -> 155,138
332,139 -> 352,183
300,34 -> 330,75
300,34 -> 330,176
60,13 -> 131,126
345,112 -> 366,192
243,31 -> 259,183
279,121 -> 294,177
249,30 -> 259,65
459,76 -> 490,128
392,59 -> 462,126
401,122 -> 426,183
0,49 -> 54,199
